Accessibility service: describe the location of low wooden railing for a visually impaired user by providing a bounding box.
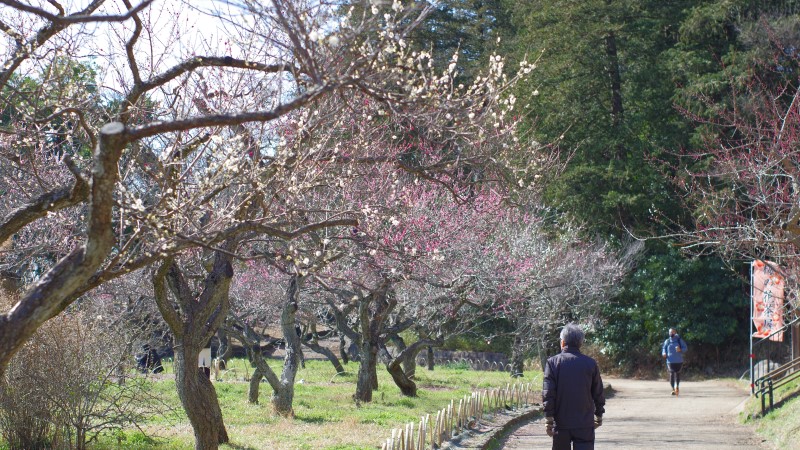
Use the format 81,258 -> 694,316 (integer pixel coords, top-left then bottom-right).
380,381 -> 539,450
755,355 -> 800,415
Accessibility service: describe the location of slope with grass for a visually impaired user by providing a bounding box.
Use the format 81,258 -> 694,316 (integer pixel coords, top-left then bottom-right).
742,377 -> 800,450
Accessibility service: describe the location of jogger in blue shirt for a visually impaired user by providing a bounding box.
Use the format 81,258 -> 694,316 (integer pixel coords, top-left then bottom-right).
662,328 -> 688,396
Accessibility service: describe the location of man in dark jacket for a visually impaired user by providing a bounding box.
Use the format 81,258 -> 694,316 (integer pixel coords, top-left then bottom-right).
135,344 -> 164,374
543,323 -> 605,450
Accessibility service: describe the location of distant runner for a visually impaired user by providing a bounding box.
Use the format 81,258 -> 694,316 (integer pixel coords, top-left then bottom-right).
662,327 -> 688,396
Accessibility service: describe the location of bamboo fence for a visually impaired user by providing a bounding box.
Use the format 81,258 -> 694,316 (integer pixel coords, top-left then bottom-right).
379,381 -> 538,450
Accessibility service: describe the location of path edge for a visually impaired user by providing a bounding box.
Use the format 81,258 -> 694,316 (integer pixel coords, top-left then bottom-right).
441,405 -> 543,450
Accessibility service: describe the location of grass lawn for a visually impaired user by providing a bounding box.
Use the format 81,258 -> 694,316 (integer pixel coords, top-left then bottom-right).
97,358 -> 539,450
741,375 -> 800,450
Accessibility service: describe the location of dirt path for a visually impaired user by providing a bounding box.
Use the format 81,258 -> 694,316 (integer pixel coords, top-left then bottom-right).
499,378 -> 771,449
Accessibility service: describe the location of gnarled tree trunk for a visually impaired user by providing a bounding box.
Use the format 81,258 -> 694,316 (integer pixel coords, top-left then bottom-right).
272,275 -> 303,416
353,287 -> 396,402
389,334 -> 415,380
153,250 -> 234,449
379,337 -> 443,397
174,339 -> 229,447
339,334 -> 349,365
379,344 -> 416,397
355,338 -> 379,402
303,339 -> 345,374
229,325 -> 274,406
228,275 -> 303,416
320,281 -> 397,403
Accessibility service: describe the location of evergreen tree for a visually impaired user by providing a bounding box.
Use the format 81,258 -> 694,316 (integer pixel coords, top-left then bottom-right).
502,0 -> 695,238
412,0 -> 513,78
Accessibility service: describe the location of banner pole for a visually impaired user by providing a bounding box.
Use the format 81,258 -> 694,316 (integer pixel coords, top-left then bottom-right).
750,261 -> 754,395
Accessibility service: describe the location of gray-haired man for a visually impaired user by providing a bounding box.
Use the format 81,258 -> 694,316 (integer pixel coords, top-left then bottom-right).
543,323 -> 605,450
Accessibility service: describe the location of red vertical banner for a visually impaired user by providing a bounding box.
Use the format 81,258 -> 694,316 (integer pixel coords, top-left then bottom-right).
752,260 -> 784,341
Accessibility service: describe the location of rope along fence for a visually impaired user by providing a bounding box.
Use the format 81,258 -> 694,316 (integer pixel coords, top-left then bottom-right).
380,381 -> 539,450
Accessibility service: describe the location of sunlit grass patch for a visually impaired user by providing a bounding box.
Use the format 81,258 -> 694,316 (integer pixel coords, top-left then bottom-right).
88,358 -> 532,449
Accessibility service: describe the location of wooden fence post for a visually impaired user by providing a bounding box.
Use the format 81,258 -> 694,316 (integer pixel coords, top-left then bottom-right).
379,380 -> 543,449
434,410 -> 441,446
448,400 -> 454,439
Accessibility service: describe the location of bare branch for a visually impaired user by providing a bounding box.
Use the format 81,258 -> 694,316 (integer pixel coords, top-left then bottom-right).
152,257 -> 184,334
44,0 -> 64,15
391,336 -> 443,365
121,0 -> 144,85
197,218 -> 359,245
0,156 -> 89,246
145,57 -> 296,92
0,0 -> 105,91
0,0 -> 154,24
125,84 -> 335,140
0,18 -> 23,43
34,107 -> 97,149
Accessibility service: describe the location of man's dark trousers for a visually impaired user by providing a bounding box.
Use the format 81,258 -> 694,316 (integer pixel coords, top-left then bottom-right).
552,427 -> 594,450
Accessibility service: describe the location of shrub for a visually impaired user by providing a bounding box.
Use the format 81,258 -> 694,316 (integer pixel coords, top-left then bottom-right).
0,311 -> 163,450
0,374 -> 63,449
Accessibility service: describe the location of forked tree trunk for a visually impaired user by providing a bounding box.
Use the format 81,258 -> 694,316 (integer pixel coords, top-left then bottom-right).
378,337 -> 442,397
230,276 -> 303,416
227,319 -> 267,405
236,330 -> 271,406
353,287 -> 396,403
389,334 -> 415,380
379,345 -> 416,397
322,283 -> 399,403
153,251 -> 234,450
427,345 -> 435,371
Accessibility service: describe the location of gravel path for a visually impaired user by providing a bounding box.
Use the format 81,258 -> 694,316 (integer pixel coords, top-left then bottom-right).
499,378 -> 771,449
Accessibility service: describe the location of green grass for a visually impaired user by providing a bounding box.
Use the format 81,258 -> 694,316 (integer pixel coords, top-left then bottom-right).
741,376 -> 800,450
89,358 -> 535,450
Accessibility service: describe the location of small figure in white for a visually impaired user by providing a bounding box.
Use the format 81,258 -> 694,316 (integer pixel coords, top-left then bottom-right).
199,344 -> 212,380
